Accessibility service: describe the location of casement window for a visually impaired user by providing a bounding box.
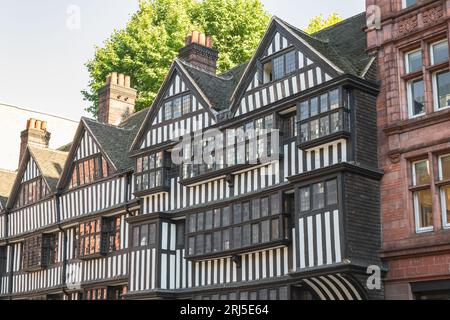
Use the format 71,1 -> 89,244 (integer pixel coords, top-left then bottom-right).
281,112 -> 298,141
135,151 -> 168,192
132,223 -> 157,248
402,0 -> 416,9
77,216 -> 121,258
22,233 -> 58,271
411,160 -> 433,232
439,154 -> 450,228
163,94 -> 191,121
15,177 -> 49,208
298,88 -> 348,145
186,193 -> 290,257
299,179 -> 338,213
84,288 -> 107,300
263,50 -> 297,84
403,41 -> 450,118
69,154 -> 111,189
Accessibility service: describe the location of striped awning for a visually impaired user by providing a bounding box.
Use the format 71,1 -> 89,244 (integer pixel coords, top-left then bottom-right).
301,273 -> 365,300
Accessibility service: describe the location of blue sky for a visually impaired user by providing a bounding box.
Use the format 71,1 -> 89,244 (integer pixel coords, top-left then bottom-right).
0,0 -> 365,121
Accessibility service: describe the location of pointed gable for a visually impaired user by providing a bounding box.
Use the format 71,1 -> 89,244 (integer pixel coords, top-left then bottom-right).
0,170 -> 16,211
6,146 -> 67,209
230,17 -> 347,117
131,60 -> 220,151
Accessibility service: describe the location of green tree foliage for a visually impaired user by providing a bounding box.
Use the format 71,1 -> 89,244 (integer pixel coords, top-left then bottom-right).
304,13 -> 343,34
83,0 -> 270,117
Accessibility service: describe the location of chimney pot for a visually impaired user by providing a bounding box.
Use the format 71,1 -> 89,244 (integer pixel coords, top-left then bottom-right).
35,120 -> 42,130
41,121 -> 47,131
125,75 -> 131,88
206,36 -> 213,48
192,31 -> 200,44
118,73 -> 125,86
111,72 -> 118,85
199,33 -> 206,46
29,118 -> 36,129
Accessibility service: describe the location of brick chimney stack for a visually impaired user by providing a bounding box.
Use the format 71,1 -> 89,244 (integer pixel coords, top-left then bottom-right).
179,31 -> 218,74
98,72 -> 137,125
20,118 -> 51,165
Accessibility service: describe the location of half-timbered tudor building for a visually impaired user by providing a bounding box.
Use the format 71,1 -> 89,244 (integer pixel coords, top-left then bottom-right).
0,13 -> 384,300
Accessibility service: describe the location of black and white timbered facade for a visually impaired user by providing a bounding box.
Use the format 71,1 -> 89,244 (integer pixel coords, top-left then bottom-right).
0,13 -> 383,300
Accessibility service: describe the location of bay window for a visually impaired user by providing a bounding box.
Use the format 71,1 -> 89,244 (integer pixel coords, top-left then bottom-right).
135,151 -> 168,192
186,192 -> 290,258
298,88 -> 349,146
412,160 -> 433,232
300,179 -> 338,214
132,223 -> 157,248
16,177 -> 49,208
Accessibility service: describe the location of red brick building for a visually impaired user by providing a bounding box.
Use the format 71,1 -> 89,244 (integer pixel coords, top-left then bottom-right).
367,0 -> 450,299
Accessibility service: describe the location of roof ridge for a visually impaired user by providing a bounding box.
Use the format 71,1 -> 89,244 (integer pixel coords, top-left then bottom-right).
177,59 -> 232,81
28,145 -> 68,156
312,12 -> 366,36
83,117 -> 133,132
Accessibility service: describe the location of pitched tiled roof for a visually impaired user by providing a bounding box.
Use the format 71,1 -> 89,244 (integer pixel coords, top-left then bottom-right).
29,146 -> 68,192
0,170 -> 17,209
286,13 -> 370,76
83,108 -> 147,172
179,60 -> 248,111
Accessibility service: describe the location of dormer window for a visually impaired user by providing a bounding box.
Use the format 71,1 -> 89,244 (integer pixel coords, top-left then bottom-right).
16,177 -> 49,208
263,50 -> 297,84
69,154 -> 111,189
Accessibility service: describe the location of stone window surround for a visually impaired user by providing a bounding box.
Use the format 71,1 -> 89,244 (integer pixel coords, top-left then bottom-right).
405,144 -> 450,235
400,36 -> 450,120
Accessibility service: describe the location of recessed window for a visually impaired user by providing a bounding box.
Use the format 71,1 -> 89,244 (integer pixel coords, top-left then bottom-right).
439,155 -> 450,180
407,78 -> 425,117
412,160 -> 433,233
405,50 -> 423,74
433,70 -> 450,110
439,155 -> 450,228
430,40 -> 449,65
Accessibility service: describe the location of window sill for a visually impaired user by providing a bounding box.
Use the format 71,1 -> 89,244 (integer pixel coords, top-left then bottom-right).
415,227 -> 434,234
297,131 -> 350,150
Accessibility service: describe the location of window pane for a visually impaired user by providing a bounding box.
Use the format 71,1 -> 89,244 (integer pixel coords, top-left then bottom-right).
223,230 -> 230,250
261,221 -> 270,243
189,215 -> 196,233
312,183 -> 325,210
300,123 -> 309,142
436,70 -> 450,109
213,209 -> 221,228
270,194 -> 280,215
432,41 -> 448,65
310,98 -> 319,116
233,204 -> 242,224
222,207 -> 230,227
409,78 -> 425,116
406,51 -> 422,73
252,199 -> 260,219
132,227 -> 139,247
300,101 -> 309,120
440,155 -> 450,180
140,225 -> 148,246
310,119 -> 319,140
320,94 -> 329,113
173,98 -> 182,118
300,187 -> 310,212
205,234 -> 212,253
233,227 -> 241,249
327,180 -> 338,206
404,0 -> 416,8
149,224 -> 156,245
265,115 -> 274,130
197,212 -> 204,231
252,224 -> 259,244
320,117 -> 330,137
188,237 -> 195,255
182,95 -> 191,115
413,160 -> 431,185
205,211 -> 213,230
164,102 -> 172,120
330,112 -> 342,133
242,225 -> 251,246
330,89 -> 339,110
213,232 -> 221,252
285,51 -> 296,74
441,185 -> 450,226
261,197 -> 269,217
271,219 -> 279,240
415,189 -> 433,230
273,55 -> 285,80
196,235 -> 204,255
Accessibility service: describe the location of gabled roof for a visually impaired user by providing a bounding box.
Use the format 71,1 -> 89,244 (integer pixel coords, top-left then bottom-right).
6,146 -> 68,209
230,13 -> 371,103
179,59 -> 248,111
0,170 -> 17,210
